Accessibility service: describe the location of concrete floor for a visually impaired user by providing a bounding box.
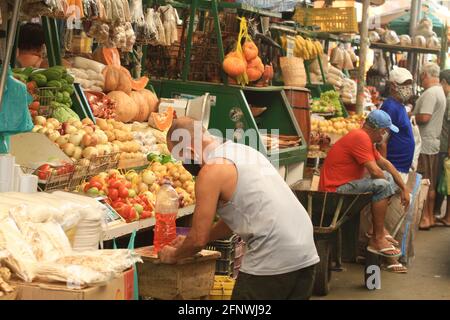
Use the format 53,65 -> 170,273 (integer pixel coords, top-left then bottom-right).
313,227 -> 450,300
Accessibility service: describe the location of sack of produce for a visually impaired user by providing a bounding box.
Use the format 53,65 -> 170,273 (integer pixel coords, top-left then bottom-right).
399,35 -> 412,46
413,35 -> 427,47
427,36 -> 441,49
383,30 -> 400,45
369,31 -> 381,43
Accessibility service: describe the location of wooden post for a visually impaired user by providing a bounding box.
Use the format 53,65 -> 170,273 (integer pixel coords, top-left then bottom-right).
356,0 -> 370,114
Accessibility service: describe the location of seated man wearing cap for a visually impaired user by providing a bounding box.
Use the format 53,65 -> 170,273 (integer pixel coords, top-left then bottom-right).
379,68 -> 415,183
319,110 -> 410,258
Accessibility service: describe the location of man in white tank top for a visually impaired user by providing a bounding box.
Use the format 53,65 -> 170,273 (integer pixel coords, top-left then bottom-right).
158,117 -> 319,300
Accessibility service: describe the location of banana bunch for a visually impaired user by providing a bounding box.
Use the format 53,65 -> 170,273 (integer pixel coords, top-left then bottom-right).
293,36 -> 324,61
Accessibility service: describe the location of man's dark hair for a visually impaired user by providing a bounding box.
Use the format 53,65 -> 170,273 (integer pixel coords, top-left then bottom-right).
439,69 -> 450,85
18,23 -> 45,51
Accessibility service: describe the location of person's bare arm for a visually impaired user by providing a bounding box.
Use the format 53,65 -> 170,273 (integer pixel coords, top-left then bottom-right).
364,160 -> 385,179
209,219 -> 233,242
376,156 -> 410,208
414,114 -> 432,125
169,165 -> 222,260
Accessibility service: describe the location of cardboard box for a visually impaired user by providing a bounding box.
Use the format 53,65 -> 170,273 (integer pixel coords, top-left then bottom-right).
12,268 -> 134,300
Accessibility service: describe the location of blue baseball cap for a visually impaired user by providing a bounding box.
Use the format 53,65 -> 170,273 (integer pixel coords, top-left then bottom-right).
366,110 -> 399,133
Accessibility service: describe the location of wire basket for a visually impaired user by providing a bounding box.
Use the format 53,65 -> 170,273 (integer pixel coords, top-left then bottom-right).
85,152 -> 121,179
21,165 -> 72,192
67,161 -> 90,191
37,87 -> 59,117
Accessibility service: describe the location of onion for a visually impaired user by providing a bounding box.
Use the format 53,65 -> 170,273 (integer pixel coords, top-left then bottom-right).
138,182 -> 149,193
82,118 -> 94,126
65,125 -> 77,135
82,134 -> 92,147
73,146 -> 83,160
96,144 -> 106,156
67,118 -> 78,125
34,116 -> 46,126
47,118 -> 60,128
32,125 -> 43,133
56,135 -> 70,146
48,131 -> 60,142
78,158 -> 90,167
96,131 -> 108,144
45,123 -> 55,130
142,170 -> 156,185
62,143 -> 76,157
69,132 -> 84,146
72,120 -> 83,129
97,118 -> 108,131
37,127 -> 48,134
83,126 -> 94,134
82,146 -> 99,160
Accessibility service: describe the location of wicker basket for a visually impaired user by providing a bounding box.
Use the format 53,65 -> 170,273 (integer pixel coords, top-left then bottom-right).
293,7 -> 358,34
280,57 -> 307,88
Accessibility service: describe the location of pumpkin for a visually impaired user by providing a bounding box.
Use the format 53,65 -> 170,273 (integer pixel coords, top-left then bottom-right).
130,91 -> 151,122
103,66 -> 132,94
107,91 -> 139,123
139,89 -> 159,114
223,51 -> 247,77
148,106 -> 174,131
243,41 -> 259,61
246,57 -> 264,81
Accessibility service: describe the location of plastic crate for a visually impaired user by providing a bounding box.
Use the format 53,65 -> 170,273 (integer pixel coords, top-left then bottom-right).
209,276 -> 235,300
206,235 -> 245,278
293,7 -> 358,34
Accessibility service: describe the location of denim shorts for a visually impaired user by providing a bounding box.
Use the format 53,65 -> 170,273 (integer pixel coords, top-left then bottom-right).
336,171 -> 398,202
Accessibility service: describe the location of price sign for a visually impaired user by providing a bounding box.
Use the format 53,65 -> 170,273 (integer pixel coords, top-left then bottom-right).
96,197 -> 123,224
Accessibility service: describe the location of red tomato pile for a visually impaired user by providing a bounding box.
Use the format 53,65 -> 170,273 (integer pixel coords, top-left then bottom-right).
82,170 -> 154,223
35,162 -> 75,181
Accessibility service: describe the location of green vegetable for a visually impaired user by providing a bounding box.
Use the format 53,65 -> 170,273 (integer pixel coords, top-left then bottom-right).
13,73 -> 28,83
160,154 -> 174,164
47,80 -> 62,89
22,67 -> 34,77
147,153 -> 161,162
56,92 -> 64,103
49,66 -> 67,75
42,68 -> 63,81
147,153 -> 174,164
62,84 -> 74,95
62,92 -> 72,104
51,102 -> 80,123
12,68 -> 24,74
40,89 -> 54,98
29,73 -> 47,87
60,79 -> 68,86
64,74 -> 74,84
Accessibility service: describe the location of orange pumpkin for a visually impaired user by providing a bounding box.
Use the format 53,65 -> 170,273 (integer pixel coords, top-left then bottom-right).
148,106 -> 174,131
246,57 -> 264,81
138,89 -> 159,114
107,91 -> 139,123
223,51 -> 247,77
130,91 -> 150,122
243,41 -> 258,61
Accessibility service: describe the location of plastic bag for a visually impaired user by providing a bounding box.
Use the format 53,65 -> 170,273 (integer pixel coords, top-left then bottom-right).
437,166 -> 447,196
0,66 -> 33,153
410,116 -> 422,171
0,216 -> 37,282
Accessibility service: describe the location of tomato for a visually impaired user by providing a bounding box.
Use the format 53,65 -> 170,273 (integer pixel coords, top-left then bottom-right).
84,183 -> 92,193
119,205 -> 132,219
37,164 -> 51,180
140,211 -> 152,219
118,186 -> 129,199
29,101 -> 40,111
127,207 -> 138,221
110,180 -> 123,190
89,181 -> 103,191
111,200 -> 125,210
57,167 -> 67,175
125,181 -> 132,189
108,188 -> 119,201
29,109 -> 38,117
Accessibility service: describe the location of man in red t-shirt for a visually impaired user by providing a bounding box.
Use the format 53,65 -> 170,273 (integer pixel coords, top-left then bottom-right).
319,110 -> 410,258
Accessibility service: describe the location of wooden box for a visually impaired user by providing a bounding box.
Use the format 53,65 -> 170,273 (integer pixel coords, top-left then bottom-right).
284,87 -> 311,145
136,246 -> 221,300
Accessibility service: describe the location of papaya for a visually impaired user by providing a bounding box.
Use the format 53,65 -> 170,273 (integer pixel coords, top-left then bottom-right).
148,107 -> 174,131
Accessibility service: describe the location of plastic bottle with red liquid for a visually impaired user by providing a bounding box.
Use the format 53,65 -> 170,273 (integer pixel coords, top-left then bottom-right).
153,180 -> 179,254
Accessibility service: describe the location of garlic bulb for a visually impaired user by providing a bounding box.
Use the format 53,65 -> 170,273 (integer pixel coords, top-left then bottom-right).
413,35 -> 427,47
383,30 -> 400,45
369,31 -> 381,43
426,36 -> 441,49
399,35 -> 412,46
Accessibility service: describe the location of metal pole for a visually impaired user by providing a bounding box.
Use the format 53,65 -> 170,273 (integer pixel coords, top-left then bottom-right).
356,0 -> 370,114
0,0 -> 22,112
182,0 -> 198,81
408,0 -> 422,73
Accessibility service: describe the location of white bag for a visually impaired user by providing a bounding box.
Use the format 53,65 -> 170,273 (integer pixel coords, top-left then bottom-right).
410,116 -> 422,171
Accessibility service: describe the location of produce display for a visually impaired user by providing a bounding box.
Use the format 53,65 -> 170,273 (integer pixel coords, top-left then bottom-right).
311,91 -> 344,117
279,35 -> 324,61
31,116 -> 144,164
84,91 -> 117,119
13,66 -> 76,120
68,57 -> 106,92
311,114 -> 365,137
80,156 -> 195,223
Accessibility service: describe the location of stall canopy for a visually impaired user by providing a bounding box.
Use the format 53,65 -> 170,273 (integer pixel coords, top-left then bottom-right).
388,11 -> 445,36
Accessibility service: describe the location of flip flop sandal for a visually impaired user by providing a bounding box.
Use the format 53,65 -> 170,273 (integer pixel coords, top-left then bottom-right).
366,245 -> 402,258
435,218 -> 450,228
365,232 -> 400,246
383,263 -> 408,274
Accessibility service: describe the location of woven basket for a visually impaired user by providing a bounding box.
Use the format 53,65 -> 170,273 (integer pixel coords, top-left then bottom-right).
280,57 -> 307,88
